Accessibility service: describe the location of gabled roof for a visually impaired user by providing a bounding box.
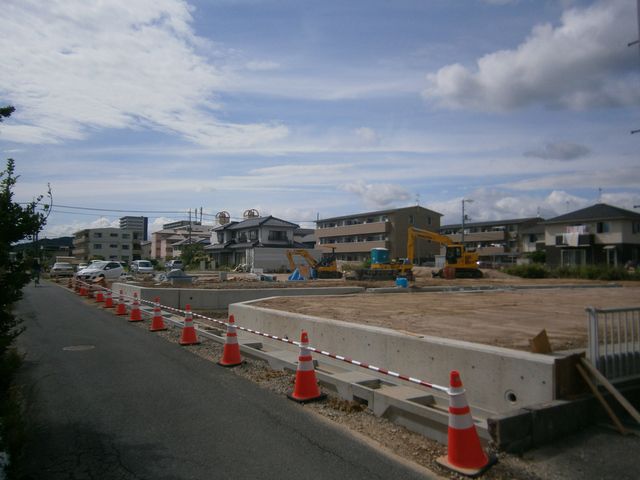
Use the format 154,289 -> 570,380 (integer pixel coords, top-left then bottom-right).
544,203 -> 640,225
221,216 -> 299,231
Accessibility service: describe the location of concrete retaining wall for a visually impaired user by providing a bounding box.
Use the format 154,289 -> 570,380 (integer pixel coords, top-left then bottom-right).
230,298 -> 558,415
112,283 -> 364,310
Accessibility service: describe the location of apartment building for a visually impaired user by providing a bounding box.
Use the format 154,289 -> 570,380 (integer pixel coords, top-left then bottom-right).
73,227 -> 137,262
440,217 -> 543,264
315,206 -> 442,262
544,203 -> 640,267
119,216 -> 148,241
150,221 -> 212,260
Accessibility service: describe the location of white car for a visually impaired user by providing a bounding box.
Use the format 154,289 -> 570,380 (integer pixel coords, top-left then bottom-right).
50,262 -> 75,278
131,260 -> 154,274
76,261 -> 125,281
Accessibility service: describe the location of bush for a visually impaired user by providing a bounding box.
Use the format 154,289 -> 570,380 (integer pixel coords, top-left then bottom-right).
504,264 -> 550,278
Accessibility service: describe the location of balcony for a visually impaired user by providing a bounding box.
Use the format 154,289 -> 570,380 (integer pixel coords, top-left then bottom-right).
320,240 -> 387,253
447,231 -> 507,243
316,221 -> 390,239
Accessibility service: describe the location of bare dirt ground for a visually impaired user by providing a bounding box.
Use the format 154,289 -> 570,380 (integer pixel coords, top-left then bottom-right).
255,284 -> 640,352
64,280 -> 640,480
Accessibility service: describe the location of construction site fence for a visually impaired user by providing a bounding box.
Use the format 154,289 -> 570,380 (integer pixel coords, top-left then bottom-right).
587,306 -> 640,381
74,279 -> 451,395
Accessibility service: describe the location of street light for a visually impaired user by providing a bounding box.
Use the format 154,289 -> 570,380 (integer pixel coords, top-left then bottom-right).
461,199 -> 473,244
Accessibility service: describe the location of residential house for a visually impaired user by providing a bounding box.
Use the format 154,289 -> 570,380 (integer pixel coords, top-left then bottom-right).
440,217 -> 544,265
205,216 -> 310,271
543,203 -> 640,267
315,206 -> 442,262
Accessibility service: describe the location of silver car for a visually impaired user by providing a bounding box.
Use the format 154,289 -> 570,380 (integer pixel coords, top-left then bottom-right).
131,260 -> 154,274
50,262 -> 75,278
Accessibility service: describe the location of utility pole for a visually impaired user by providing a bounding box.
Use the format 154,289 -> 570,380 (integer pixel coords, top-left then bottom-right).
461,198 -> 473,244
630,0 -> 639,134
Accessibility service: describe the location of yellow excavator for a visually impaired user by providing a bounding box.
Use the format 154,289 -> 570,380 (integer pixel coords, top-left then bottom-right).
406,226 -> 483,279
286,248 -> 342,279
355,227 -> 482,280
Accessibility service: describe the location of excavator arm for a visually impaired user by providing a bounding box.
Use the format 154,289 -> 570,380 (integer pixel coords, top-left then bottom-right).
406,226 -> 454,263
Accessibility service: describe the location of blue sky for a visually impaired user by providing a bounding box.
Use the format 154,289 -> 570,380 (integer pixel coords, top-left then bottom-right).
1,0 -> 639,237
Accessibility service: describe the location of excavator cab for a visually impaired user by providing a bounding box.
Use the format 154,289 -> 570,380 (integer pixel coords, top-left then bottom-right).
445,246 -> 462,264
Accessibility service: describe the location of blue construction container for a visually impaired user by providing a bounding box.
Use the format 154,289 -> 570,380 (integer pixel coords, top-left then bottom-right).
370,248 -> 389,265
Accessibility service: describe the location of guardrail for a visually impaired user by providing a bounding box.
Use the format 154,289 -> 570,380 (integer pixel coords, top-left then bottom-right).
587,306 -> 640,381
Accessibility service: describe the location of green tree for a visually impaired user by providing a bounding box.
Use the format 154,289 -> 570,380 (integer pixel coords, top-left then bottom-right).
1,107 -> 50,359
181,243 -> 206,269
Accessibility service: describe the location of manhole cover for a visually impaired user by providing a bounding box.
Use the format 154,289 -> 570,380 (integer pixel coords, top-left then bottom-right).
62,345 -> 95,351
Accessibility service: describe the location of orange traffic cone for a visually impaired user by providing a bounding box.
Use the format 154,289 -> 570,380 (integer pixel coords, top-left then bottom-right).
149,298 -> 167,332
218,315 -> 243,367
103,290 -> 114,308
436,371 -> 496,477
128,293 -> 143,322
179,305 -> 199,346
77,283 -> 85,296
95,289 -> 105,303
115,290 -> 127,316
287,331 -> 326,403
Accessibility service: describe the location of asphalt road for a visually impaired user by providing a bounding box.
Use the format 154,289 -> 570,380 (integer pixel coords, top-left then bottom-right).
15,283 -> 434,480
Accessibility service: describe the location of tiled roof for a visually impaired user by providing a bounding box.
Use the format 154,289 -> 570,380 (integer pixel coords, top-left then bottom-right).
544,203 -> 640,224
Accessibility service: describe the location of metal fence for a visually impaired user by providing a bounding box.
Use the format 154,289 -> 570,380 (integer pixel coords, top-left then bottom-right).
587,306 -> 640,381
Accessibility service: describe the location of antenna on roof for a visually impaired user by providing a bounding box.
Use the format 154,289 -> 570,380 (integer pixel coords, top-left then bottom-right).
215,211 -> 230,225
243,209 -> 259,219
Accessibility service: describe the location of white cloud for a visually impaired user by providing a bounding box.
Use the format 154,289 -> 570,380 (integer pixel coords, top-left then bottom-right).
434,188 -> 592,225
0,0 -> 288,147
524,141 -> 590,160
245,60 -> 281,71
340,181 -> 412,209
423,0 -> 640,111
43,216 -> 119,237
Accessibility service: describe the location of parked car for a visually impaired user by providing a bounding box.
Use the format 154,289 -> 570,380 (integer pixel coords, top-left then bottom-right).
77,263 -> 88,270
165,259 -> 184,270
50,262 -> 75,278
76,261 -> 125,281
131,260 -> 154,274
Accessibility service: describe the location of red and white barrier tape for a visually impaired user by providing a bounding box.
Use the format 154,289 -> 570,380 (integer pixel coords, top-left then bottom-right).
73,280 -> 449,394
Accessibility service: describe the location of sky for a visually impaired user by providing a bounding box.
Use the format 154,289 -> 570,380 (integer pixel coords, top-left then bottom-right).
1,0 -> 639,238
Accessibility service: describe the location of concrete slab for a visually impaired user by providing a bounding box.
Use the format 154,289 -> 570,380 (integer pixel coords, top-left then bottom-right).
112,283 -> 364,309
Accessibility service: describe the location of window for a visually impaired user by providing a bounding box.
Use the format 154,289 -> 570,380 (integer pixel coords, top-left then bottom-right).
596,222 -> 610,233
93,244 -> 102,249
268,230 -> 287,241
633,222 -> 640,234
122,233 -> 131,239
109,244 -> 118,248
110,233 -> 118,238
249,229 -> 258,241
122,245 -> 129,250
427,216 -> 432,226
93,232 -> 102,238
555,235 -> 565,245
408,215 -> 414,225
